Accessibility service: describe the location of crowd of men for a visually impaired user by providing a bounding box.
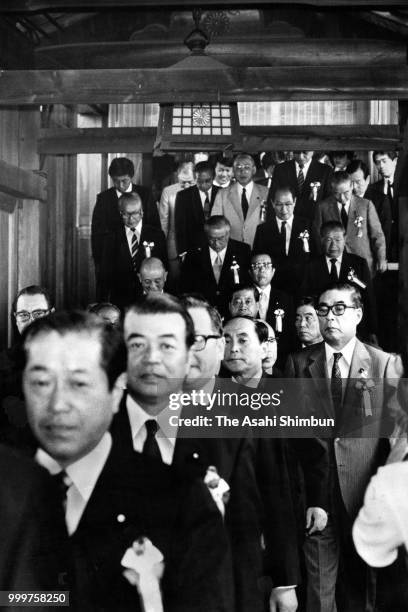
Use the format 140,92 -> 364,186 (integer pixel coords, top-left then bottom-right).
0,149 -> 406,612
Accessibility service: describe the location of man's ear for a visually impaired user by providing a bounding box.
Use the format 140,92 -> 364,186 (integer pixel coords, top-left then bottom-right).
260,341 -> 268,359
112,372 -> 127,414
137,273 -> 142,283
163,271 -> 168,282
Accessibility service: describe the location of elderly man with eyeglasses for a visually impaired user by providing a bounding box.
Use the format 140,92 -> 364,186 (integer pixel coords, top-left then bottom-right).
248,253 -> 296,369
285,282 -> 403,612
95,192 -> 167,308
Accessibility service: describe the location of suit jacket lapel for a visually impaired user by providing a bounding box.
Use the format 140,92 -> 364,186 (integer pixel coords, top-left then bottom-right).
247,183 -> 263,220
219,242 -> 234,285
229,183 -> 244,223
346,196 -> 358,235
307,344 -> 334,418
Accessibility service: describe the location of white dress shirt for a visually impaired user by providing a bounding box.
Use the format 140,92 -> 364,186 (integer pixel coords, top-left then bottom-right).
209,246 -> 227,266
116,183 -> 133,199
237,181 -> 254,202
295,158 -> 312,179
126,393 -> 181,465
324,336 -> 357,380
199,188 -> 212,208
36,432 -> 112,535
213,180 -> 230,188
125,219 -> 142,255
384,175 -> 395,198
336,200 -> 351,217
276,215 -> 294,255
325,254 -> 343,277
255,283 -> 271,319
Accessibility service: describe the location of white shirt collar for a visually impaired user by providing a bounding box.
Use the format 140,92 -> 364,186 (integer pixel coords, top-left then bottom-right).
36,433 -> 112,535
213,180 -> 230,188
325,253 -> 343,270
125,219 -> 142,236
125,393 -> 180,465
237,181 -> 254,200
325,336 -> 357,373
255,283 -> 271,300
209,246 -> 227,264
295,158 -> 312,176
199,188 -> 212,204
116,183 -> 133,199
337,200 -> 351,215
276,215 -> 293,229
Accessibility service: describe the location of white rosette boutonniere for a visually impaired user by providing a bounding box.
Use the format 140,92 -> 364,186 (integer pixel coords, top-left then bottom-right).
259,199 -> 267,223
299,229 -> 310,253
143,241 -> 154,258
204,466 -> 230,517
347,268 -> 367,290
230,258 -> 240,284
354,216 -> 363,238
274,307 -> 285,333
121,536 -> 164,612
310,182 -> 321,202
355,368 -> 375,417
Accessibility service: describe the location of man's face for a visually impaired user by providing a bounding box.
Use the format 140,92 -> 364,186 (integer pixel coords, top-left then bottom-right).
321,229 -> 346,259
262,325 -> 277,371
196,171 -> 214,193
206,226 -> 230,252
120,199 -> 143,228
223,318 -> 266,377
233,156 -> 256,186
24,331 -> 115,466
333,154 -> 348,170
112,174 -> 132,193
178,170 -> 195,190
273,190 -> 295,221
250,255 -> 275,288
374,154 -> 396,179
186,307 -> 224,384
15,294 -> 51,335
349,168 -> 369,197
294,151 -> 314,166
96,307 -> 121,327
229,290 -> 258,318
317,289 -> 362,348
214,162 -> 233,186
124,312 -> 191,409
332,180 -> 352,206
295,305 -> 321,346
138,269 -> 167,294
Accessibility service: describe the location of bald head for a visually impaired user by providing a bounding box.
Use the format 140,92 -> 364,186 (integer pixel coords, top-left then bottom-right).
138,257 -> 167,294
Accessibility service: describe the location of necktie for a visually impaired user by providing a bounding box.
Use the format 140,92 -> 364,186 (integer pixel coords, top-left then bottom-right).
130,227 -> 139,269
280,221 -> 287,256
241,187 -> 249,220
330,258 -> 338,282
52,470 -> 71,512
143,419 -> 162,460
203,193 -> 211,220
297,166 -> 305,195
258,291 -> 268,320
331,352 -> 343,419
213,253 -> 223,283
340,204 -> 348,230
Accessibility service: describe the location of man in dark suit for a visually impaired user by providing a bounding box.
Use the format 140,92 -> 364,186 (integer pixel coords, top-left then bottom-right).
96,192 -> 167,308
285,283 -> 402,612
0,445 -> 68,595
270,150 -> 333,220
302,221 -> 378,343
180,215 -> 251,319
175,161 -> 220,256
248,254 -> 297,368
91,157 -> 159,292
22,310 -> 228,612
253,186 -> 319,294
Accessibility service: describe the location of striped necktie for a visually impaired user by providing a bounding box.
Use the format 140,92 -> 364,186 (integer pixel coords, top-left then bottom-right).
331,352 -> 343,419
130,227 -> 139,269
297,166 -> 305,195
203,193 -> 211,219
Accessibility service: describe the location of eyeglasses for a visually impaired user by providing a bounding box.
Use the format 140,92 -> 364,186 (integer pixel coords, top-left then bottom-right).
193,334 -> 221,351
316,303 -> 357,317
15,309 -> 50,323
266,337 -> 277,344
120,211 -> 142,219
234,165 -> 253,171
251,262 -> 273,270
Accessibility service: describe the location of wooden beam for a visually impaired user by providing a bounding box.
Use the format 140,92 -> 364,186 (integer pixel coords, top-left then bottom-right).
0,160 -> 46,201
38,127 -> 156,153
1,0 -> 408,10
2,66 -> 408,106
35,39 -> 407,70
38,125 -> 400,154
241,125 -> 400,152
